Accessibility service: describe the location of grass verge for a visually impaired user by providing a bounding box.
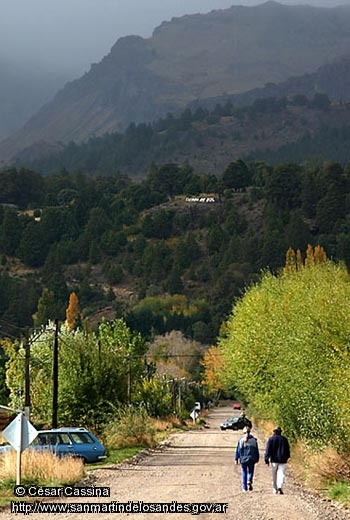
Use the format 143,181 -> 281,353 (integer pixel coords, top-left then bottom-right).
290,441 -> 350,508
87,446 -> 144,467
326,481 -> 350,506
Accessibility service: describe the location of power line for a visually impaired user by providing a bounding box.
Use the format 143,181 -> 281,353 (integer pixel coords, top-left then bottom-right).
0,317 -> 27,334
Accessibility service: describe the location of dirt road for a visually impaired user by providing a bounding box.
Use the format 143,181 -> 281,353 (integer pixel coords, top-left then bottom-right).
2,406 -> 350,519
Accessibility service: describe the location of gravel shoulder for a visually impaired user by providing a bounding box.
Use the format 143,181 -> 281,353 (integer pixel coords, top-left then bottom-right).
2,406 -> 350,519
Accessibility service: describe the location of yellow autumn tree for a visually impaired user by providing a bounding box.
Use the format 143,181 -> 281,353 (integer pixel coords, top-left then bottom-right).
201,346 -> 224,396
284,246 -> 296,273
296,248 -> 303,270
314,244 -> 327,264
304,243 -> 314,266
285,244 -> 327,272
66,292 -> 79,331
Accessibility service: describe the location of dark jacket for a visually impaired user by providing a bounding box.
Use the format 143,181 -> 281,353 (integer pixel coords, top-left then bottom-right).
235,434 -> 259,465
264,433 -> 290,464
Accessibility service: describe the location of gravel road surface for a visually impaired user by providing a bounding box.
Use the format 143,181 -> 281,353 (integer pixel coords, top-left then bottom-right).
2,406 -> 350,519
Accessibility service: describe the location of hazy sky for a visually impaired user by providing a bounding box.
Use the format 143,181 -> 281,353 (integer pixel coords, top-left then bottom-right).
1,0 -> 240,76
2,0 -> 349,78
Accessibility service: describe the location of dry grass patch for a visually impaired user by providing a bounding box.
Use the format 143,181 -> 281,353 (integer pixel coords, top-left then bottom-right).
0,450 -> 84,486
291,441 -> 350,489
151,418 -> 173,431
109,430 -> 156,449
152,416 -> 184,431
150,415 -> 191,442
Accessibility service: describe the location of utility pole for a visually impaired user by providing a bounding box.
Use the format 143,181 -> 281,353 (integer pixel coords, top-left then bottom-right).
24,336 -> 30,420
127,354 -> 131,404
52,319 -> 59,428
177,377 -> 186,414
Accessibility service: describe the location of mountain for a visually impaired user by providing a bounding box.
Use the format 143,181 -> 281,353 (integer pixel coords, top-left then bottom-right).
2,1 -> 350,163
15,55 -> 350,177
19,97 -> 350,177
188,55 -> 350,110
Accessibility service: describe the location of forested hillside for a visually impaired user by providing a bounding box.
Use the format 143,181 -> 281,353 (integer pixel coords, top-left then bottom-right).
16,93 -> 350,177
0,158 -> 349,347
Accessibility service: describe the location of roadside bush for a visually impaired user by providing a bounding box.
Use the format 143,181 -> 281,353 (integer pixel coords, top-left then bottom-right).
104,405 -> 156,448
133,376 -> 173,417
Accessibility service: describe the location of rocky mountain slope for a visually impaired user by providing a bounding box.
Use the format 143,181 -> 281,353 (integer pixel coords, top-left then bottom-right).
19,94 -> 350,177
188,55 -> 350,111
2,1 -> 350,164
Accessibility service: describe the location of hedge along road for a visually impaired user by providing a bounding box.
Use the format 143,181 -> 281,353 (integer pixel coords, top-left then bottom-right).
2,406 -> 350,520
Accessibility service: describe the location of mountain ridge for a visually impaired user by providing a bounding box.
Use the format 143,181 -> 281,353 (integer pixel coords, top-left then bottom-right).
2,2 -> 350,163
188,55 -> 350,110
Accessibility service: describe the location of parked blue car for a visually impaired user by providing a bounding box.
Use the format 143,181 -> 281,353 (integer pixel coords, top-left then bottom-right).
31,427 -> 106,463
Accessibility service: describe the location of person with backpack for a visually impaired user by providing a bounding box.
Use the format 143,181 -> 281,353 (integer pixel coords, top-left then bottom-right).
264,426 -> 291,494
235,425 -> 259,492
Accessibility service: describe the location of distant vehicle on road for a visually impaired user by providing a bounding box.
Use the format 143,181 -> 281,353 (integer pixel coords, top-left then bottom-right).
232,401 -> 242,410
220,416 -> 252,431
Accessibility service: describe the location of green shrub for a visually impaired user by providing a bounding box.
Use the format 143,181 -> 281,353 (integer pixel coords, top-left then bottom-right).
104,405 -> 156,448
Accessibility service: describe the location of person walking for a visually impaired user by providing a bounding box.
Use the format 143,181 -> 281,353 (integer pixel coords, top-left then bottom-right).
264,426 -> 291,494
235,425 -> 259,492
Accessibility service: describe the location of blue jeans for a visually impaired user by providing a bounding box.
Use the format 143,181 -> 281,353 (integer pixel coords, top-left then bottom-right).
241,462 -> 255,491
